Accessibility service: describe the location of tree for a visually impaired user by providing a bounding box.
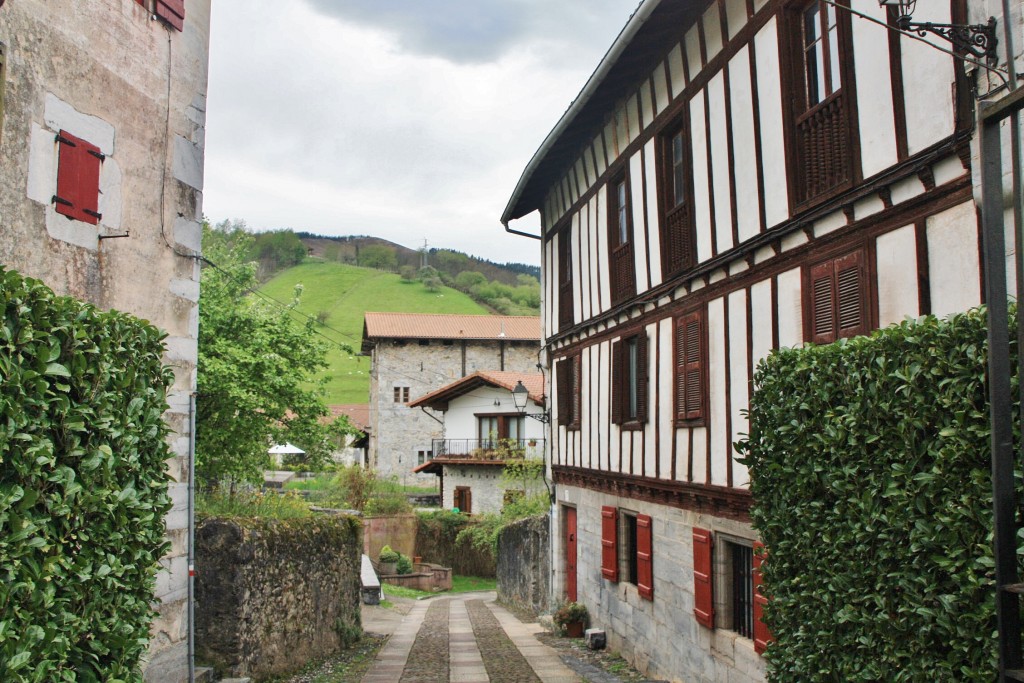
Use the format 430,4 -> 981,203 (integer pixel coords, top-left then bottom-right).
358,244 -> 398,270
252,229 -> 307,278
196,224 -> 353,486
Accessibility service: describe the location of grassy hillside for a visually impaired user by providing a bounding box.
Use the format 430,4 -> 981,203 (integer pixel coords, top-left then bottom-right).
260,260 -> 488,404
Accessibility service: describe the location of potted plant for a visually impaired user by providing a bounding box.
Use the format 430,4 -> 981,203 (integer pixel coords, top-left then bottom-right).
378,545 -> 399,575
552,600 -> 588,638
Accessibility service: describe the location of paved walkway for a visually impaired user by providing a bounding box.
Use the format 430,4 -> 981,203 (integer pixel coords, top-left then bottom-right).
362,592 -> 580,683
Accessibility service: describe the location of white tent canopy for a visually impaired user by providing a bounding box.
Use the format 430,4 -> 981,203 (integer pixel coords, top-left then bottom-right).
268,443 -> 304,455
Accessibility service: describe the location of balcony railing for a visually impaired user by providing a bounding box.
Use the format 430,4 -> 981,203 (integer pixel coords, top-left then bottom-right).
430,438 -> 546,461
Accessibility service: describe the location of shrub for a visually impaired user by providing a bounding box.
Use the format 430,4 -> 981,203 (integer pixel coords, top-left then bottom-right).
737,307 -> 1019,681
0,268 -> 174,681
197,489 -> 311,519
396,553 -> 413,575
378,545 -> 399,563
551,601 -> 588,629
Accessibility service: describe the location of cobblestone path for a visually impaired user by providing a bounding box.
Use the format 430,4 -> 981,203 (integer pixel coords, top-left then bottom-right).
362,592 -> 579,683
466,599 -> 541,683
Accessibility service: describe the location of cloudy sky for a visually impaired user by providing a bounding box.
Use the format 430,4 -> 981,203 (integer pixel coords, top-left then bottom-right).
203,0 -> 643,266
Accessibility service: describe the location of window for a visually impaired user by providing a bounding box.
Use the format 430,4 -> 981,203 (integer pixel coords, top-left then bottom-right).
612,332 -> 648,426
786,0 -> 855,207
556,354 -> 581,429
601,507 -> 653,600
418,339 -> 430,346
477,415 -> 525,446
607,173 -> 636,303
393,386 -> 410,403
659,118 -> 696,277
53,130 -> 104,225
417,450 -> 432,466
558,226 -> 574,329
675,310 -> 705,424
693,528 -> 772,653
806,248 -> 870,344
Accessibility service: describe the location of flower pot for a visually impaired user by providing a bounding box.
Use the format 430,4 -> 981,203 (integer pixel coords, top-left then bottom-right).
379,561 -> 397,575
564,621 -> 585,638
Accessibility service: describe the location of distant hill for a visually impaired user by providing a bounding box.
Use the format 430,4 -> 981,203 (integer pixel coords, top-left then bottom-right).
296,233 -> 540,285
260,260 -> 490,405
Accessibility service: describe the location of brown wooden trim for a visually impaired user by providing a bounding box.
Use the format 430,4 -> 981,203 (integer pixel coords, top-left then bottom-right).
914,218 -> 931,316
748,39 -> 768,235
698,9 -> 709,70
976,204 -> 986,305
553,466 -> 752,522
885,5 -> 909,161
950,0 -> 974,137
771,275 -> 780,350
640,145 -> 653,292
686,427 -> 694,482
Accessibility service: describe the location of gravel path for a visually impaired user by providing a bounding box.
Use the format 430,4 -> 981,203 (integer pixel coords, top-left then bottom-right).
399,599 -> 450,683
466,599 -> 542,683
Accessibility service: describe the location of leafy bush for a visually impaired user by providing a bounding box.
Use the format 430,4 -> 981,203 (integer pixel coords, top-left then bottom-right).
378,545 -> 399,563
396,553 -> 413,575
0,268 -> 174,681
737,307 -> 1018,682
364,493 -> 413,515
456,492 -> 549,554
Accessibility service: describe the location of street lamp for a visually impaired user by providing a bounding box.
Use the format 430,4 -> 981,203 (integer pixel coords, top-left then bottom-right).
512,380 -> 550,423
878,0 -> 998,65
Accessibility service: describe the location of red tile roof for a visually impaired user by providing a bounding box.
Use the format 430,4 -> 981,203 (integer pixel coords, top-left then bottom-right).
363,313 -> 540,345
328,404 -> 370,433
409,371 -> 545,410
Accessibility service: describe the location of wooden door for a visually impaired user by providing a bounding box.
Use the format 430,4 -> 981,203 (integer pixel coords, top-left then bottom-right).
565,506 -> 578,601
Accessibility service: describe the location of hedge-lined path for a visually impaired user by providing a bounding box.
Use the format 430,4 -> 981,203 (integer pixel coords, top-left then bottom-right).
362,592 -> 580,683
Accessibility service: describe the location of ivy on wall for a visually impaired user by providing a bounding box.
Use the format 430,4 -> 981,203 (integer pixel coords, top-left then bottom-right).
0,268 -> 174,681
738,307 -> 1018,682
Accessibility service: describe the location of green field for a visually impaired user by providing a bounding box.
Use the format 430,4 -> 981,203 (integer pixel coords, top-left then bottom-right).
260,260 -> 488,404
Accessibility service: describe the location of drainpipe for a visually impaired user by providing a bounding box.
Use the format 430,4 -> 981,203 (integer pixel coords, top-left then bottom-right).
188,392 -> 196,683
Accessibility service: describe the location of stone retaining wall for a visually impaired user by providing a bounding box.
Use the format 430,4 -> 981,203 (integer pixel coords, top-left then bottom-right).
195,516 -> 362,681
496,514 -> 550,616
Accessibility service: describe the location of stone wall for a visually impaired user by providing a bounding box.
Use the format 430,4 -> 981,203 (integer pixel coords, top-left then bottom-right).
195,516 -> 362,681
0,3 -> 211,679
363,513 -> 418,561
415,515 -> 496,578
497,515 -> 550,616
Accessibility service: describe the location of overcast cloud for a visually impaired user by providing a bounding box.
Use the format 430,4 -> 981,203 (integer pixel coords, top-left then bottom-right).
204,0 -> 642,265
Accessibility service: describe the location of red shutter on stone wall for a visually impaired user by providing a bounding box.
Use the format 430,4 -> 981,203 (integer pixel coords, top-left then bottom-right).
54,130 -> 102,225
693,527 -> 714,628
637,514 -> 653,600
601,506 -> 618,582
155,0 -> 185,31
753,541 -> 773,655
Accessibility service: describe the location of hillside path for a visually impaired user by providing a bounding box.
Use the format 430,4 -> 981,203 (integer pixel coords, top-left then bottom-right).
362,591 -> 580,683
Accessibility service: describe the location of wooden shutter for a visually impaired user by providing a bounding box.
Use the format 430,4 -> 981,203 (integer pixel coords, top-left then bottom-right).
611,340 -> 623,425
753,541 -> 773,655
693,527 -> 714,628
571,354 -> 581,427
636,333 -> 648,423
809,249 -> 869,344
637,514 -> 653,600
155,0 -> 185,31
55,130 -> 102,225
556,359 -> 570,427
601,506 -> 619,582
676,312 -> 704,421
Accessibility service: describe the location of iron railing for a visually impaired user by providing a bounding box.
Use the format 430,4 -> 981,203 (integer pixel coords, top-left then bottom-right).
431,438 -> 546,460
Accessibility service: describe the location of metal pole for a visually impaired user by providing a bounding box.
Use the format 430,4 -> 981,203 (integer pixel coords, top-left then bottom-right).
187,392 -> 196,683
981,104 -> 1023,681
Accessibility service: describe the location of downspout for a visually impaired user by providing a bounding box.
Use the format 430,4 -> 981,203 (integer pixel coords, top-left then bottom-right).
188,392 -> 196,683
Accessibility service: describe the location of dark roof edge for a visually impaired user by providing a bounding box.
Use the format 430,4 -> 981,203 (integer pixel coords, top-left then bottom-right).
500,0 -> 660,226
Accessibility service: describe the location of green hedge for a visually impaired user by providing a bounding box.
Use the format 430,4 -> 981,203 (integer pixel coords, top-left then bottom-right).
738,307 -> 1017,682
0,268 -> 174,681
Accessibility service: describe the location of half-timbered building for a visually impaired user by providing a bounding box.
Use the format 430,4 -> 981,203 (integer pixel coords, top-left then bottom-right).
501,0 -> 1000,680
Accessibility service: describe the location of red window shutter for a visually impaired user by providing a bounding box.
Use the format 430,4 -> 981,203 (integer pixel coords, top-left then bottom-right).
155,0 -> 185,31
611,340 -> 623,425
834,250 -> 868,339
676,312 -> 704,421
693,527 -> 714,628
601,506 -> 619,582
636,333 -> 648,423
809,260 -> 836,345
571,354 -> 582,427
753,541 -> 773,655
556,358 -> 570,427
55,130 -> 102,225
637,514 -> 653,600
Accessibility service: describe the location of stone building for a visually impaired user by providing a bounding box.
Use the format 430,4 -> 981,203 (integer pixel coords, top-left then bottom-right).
361,312 -> 540,484
0,1 -> 210,680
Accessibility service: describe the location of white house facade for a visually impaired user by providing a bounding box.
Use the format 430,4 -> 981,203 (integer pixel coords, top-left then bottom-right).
501,0 -> 1017,681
